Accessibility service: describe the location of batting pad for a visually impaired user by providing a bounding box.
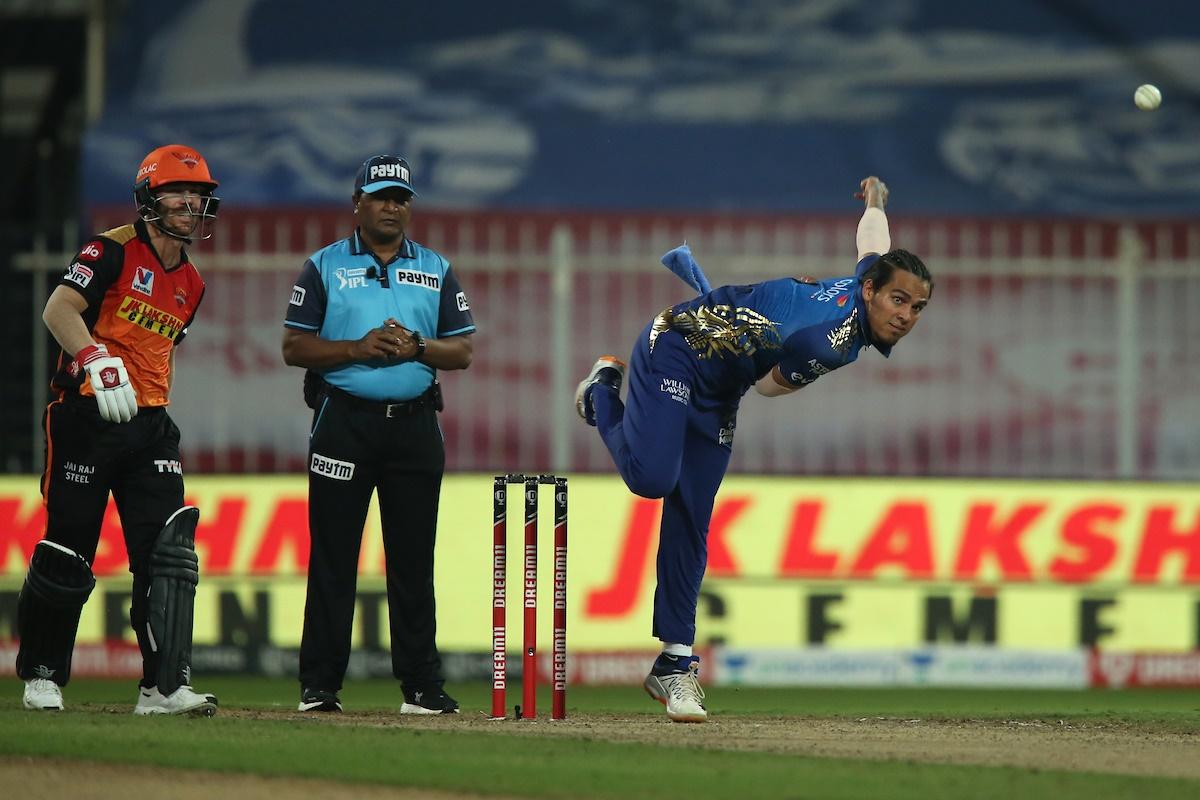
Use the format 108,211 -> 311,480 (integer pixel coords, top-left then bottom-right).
147,506 -> 201,696
16,541 -> 96,685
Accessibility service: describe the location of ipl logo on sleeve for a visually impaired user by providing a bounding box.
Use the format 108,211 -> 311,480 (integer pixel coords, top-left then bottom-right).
65,262 -> 94,288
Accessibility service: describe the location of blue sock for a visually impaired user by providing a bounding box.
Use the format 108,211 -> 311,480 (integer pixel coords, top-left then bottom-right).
653,652 -> 699,675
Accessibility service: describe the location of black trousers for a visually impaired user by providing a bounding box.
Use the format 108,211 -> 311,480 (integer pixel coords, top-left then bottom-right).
298,391 -> 447,692
20,397 -> 185,684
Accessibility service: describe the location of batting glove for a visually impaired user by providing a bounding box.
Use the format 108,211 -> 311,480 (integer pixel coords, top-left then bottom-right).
76,344 -> 138,423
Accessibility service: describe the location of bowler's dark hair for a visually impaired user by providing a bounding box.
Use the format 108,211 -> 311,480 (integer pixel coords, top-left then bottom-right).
861,249 -> 933,296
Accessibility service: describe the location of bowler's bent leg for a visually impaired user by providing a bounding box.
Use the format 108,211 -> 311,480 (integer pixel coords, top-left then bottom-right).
593,332 -> 694,499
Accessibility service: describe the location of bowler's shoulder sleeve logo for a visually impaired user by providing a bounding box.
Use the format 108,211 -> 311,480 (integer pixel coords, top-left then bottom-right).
290,285 -> 306,306
456,291 -> 469,312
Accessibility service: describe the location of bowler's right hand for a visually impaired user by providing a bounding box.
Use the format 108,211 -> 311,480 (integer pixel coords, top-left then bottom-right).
855,176 -> 888,209
77,344 -> 138,423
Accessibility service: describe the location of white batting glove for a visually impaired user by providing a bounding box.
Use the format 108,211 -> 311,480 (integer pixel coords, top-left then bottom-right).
76,344 -> 138,423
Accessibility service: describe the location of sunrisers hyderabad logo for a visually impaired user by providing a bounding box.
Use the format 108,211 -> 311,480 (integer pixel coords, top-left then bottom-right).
137,151 -> 200,180
173,151 -> 200,169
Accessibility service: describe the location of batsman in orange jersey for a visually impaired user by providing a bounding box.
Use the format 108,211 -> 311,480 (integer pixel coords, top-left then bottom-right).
16,144 -> 221,716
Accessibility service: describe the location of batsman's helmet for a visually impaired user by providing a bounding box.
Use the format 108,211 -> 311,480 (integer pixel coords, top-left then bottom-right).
133,144 -> 221,241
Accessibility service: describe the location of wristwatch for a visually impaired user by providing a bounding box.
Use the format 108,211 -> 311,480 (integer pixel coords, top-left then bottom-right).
411,331 -> 426,361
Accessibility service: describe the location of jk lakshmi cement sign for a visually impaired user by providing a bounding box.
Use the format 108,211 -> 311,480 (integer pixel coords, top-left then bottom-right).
2,476 -> 1199,652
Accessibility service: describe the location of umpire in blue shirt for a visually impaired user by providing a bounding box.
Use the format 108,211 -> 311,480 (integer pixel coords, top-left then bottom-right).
282,155 -> 475,714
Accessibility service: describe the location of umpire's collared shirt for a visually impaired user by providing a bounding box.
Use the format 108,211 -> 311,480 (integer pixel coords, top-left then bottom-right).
284,230 -> 475,401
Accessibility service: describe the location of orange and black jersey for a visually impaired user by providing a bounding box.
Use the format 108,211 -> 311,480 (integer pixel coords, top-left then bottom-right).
51,219 -> 206,407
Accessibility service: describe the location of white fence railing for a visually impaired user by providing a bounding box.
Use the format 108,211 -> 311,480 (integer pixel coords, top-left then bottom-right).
17,209 -> 1200,479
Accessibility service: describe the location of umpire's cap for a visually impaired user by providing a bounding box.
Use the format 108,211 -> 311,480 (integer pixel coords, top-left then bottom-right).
354,155 -> 417,196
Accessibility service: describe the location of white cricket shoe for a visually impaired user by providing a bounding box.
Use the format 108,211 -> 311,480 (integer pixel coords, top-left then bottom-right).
133,685 -> 218,716
23,678 -> 64,711
574,355 -> 627,426
644,660 -> 708,723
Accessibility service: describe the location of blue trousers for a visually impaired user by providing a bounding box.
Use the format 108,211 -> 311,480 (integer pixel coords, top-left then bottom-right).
593,324 -> 736,645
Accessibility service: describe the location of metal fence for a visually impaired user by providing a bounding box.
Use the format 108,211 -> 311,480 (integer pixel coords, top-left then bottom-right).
18,208 -> 1200,479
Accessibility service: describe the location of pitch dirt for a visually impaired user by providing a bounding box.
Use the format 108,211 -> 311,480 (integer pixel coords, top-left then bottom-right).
10,709 -> 1200,798
3,755 -> 520,800
230,707 -> 1200,779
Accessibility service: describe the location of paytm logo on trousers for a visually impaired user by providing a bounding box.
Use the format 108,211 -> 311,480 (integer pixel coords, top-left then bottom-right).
311,452 -> 355,481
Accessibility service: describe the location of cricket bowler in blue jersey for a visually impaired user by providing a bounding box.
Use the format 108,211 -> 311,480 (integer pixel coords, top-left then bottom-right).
574,176 -> 932,722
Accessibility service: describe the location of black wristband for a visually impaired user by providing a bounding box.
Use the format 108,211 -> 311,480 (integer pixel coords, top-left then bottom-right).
411,331 -> 426,361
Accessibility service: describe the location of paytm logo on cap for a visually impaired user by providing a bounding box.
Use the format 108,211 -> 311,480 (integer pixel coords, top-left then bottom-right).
369,162 -> 410,183
356,155 -> 417,194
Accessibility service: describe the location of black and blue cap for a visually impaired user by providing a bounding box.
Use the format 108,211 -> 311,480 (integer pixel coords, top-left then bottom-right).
354,155 -> 417,196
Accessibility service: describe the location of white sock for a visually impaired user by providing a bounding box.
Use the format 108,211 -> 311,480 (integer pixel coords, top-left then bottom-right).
661,643 -> 693,657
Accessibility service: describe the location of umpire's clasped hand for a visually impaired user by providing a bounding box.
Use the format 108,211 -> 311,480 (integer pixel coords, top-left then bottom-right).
352,320 -> 417,361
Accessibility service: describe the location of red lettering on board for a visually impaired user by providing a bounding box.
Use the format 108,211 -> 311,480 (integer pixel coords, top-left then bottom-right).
0,498 -> 46,571
707,496 -> 750,576
585,498 -> 660,617
250,498 -> 311,573
1048,503 -> 1120,582
849,501 -> 933,578
190,497 -> 246,575
1132,506 -> 1200,583
953,503 -> 1043,580
778,501 -> 836,576
92,502 -> 128,575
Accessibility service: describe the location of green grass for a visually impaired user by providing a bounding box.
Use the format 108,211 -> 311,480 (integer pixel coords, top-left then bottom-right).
2,678 -> 1199,799
11,676 -> 1198,718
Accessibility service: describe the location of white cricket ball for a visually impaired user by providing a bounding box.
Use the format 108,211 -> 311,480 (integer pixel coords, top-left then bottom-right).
1134,84 -> 1161,111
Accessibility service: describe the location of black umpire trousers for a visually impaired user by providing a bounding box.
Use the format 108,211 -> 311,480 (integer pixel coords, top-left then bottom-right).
298,389 -> 447,692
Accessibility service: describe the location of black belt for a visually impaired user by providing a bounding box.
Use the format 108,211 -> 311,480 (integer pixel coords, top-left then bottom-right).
326,384 -> 437,417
